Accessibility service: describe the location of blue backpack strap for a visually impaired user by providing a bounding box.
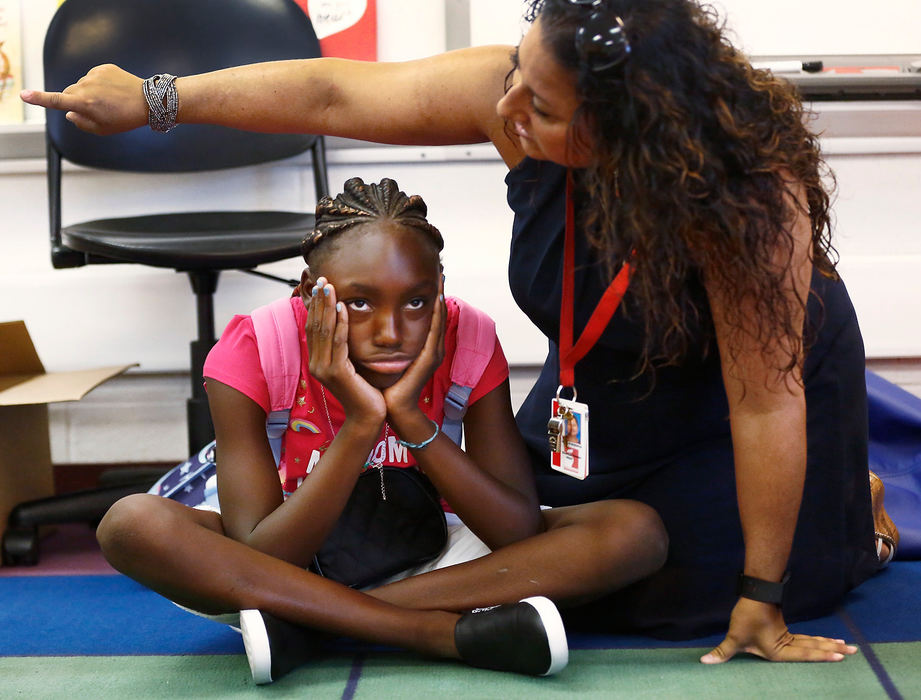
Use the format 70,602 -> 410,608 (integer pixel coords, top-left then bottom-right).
442,297 -> 497,446
251,297 -> 302,465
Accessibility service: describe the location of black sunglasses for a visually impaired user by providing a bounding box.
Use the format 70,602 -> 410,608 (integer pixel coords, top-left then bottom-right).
569,0 -> 632,73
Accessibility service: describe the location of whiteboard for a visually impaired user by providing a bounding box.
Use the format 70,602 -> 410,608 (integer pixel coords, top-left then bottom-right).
713,0 -> 921,57
468,0 -> 921,57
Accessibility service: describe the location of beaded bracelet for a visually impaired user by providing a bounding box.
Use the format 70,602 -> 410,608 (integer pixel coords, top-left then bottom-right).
397,419 -> 440,450
143,73 -> 179,132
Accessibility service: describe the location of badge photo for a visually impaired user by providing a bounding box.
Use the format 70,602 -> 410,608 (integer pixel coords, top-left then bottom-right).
549,397 -> 589,480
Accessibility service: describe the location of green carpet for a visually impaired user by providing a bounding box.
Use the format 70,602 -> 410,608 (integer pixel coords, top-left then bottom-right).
5,644 -> 916,699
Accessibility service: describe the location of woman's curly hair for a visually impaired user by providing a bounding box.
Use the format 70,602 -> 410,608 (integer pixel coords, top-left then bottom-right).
527,0 -> 837,375
302,177 -> 444,266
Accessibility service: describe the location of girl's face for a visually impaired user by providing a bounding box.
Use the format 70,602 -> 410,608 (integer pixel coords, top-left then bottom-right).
497,17 -> 593,168
305,221 -> 441,389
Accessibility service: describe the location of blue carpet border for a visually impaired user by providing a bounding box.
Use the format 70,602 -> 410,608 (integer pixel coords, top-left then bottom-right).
1,562 -> 919,657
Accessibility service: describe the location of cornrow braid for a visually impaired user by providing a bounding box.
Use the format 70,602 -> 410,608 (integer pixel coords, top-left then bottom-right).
302,177 -> 444,264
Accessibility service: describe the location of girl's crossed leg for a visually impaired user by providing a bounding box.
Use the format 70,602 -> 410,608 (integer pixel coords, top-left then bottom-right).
98,493 -> 667,675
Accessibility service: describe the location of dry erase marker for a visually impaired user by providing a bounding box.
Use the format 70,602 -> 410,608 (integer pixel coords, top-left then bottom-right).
752,60 -> 823,74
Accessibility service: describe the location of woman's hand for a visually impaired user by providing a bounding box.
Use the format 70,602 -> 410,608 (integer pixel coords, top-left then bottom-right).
701,598 -> 858,664
21,64 -> 148,135
383,278 -> 446,419
307,278 -> 386,425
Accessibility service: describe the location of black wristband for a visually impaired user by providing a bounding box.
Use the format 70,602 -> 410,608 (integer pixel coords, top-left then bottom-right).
738,572 -> 790,605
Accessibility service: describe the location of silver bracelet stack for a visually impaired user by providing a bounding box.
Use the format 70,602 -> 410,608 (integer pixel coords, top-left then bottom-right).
142,73 -> 179,132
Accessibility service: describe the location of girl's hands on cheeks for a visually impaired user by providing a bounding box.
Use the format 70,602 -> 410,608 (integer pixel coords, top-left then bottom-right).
306,278 -> 386,425
382,277 -> 446,419
701,597 -> 858,664
21,64 -> 148,136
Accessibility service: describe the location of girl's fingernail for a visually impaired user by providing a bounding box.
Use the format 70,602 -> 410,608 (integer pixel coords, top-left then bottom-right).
323,286 -> 331,296
311,286 -> 318,297
439,294 -> 444,302
336,302 -> 342,312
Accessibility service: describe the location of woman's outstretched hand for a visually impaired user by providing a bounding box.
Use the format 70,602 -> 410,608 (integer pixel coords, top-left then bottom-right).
701,598 -> 858,664
306,278 -> 386,425
21,64 -> 147,135
382,278 -> 446,419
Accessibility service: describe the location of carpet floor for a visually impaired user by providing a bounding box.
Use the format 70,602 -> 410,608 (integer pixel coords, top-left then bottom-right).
2,524 -> 919,699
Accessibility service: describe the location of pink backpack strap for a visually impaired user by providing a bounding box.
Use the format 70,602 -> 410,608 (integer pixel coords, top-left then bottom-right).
251,297 -> 302,464
443,297 -> 497,445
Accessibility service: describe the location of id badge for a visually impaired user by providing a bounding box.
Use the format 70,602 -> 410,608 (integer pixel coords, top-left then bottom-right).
548,397 -> 589,480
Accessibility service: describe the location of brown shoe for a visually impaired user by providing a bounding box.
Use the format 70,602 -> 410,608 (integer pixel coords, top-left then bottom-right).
870,471 -> 900,566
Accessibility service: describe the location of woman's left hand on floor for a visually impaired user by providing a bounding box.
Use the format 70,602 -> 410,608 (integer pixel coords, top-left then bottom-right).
700,598 -> 858,663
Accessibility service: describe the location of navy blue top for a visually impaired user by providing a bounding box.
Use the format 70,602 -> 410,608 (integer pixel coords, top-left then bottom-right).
506,157 -> 878,638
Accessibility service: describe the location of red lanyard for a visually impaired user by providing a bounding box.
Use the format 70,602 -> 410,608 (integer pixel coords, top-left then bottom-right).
559,171 -> 633,388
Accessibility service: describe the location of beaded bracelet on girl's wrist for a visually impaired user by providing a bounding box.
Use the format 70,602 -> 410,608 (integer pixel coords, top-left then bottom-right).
397,419 -> 440,450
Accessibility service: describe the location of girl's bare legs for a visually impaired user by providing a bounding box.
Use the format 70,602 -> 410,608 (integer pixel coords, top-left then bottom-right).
368,499 -> 669,611
97,494 -> 459,658
97,494 -> 667,658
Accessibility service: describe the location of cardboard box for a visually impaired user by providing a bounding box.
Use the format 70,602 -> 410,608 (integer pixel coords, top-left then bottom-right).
0,320 -> 134,547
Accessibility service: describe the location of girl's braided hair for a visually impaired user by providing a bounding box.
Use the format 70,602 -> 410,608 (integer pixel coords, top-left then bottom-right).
302,177 -> 444,265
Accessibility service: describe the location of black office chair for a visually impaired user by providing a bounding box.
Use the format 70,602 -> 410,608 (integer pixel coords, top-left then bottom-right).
2,0 -> 329,565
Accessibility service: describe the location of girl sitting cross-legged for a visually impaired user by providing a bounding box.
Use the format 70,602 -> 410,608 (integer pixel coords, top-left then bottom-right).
96,177 -> 668,684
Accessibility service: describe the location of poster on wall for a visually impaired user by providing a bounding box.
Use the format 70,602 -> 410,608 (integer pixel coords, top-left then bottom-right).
0,0 -> 23,123
293,0 -> 378,62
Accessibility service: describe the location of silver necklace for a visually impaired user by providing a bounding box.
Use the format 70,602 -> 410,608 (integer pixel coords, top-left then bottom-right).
319,385 -> 389,500
318,385 -> 336,436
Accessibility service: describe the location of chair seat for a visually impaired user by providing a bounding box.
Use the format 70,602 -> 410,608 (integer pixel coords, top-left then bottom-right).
61,211 -> 315,269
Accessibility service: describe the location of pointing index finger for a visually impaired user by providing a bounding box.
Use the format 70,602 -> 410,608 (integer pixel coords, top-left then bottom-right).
20,89 -> 78,112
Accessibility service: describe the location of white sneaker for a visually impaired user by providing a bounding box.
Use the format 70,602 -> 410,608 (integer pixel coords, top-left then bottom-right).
240,609 -> 321,684
239,609 -> 273,684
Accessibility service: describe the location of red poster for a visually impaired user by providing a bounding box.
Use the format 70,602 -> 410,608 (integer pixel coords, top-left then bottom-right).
293,0 -> 378,62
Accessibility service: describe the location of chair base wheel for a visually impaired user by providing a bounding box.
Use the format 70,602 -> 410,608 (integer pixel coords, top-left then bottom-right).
2,526 -> 39,566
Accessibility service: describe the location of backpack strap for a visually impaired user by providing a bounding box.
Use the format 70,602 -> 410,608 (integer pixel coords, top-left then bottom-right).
443,297 -> 497,445
251,297 -> 302,465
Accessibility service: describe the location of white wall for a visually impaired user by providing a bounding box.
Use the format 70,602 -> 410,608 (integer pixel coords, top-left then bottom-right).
2,0 -> 920,377
464,0 -> 921,56
712,0 -> 921,57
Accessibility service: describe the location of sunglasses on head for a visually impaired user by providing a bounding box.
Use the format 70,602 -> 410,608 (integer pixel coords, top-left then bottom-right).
568,0 -> 632,73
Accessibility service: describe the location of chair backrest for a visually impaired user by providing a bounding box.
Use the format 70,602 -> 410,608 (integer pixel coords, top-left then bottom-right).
44,0 -> 322,173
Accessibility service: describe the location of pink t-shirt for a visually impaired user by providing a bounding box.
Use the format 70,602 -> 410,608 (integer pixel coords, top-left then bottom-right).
204,295 -> 509,495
